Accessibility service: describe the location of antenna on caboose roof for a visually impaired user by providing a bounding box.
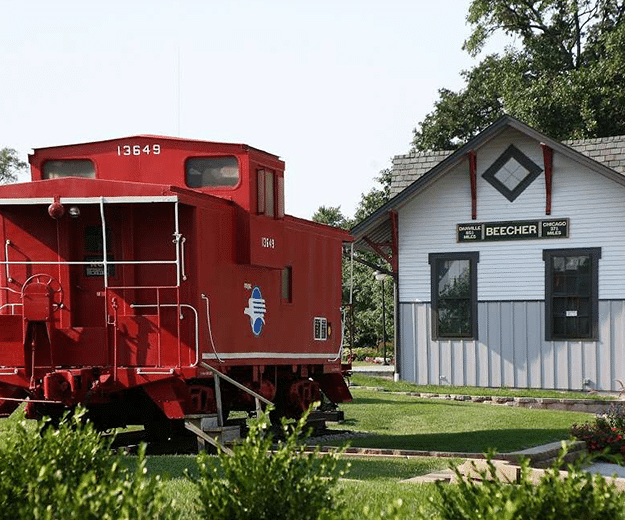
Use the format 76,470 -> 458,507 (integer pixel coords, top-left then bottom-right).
176,45 -> 181,137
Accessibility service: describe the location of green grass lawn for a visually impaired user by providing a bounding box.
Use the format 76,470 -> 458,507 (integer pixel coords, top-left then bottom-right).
148,386 -> 595,518
0,384 -> 598,518
148,454 -> 450,519
324,387 -> 592,452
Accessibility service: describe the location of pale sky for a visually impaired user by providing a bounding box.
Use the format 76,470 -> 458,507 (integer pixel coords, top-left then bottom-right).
0,0 -> 505,219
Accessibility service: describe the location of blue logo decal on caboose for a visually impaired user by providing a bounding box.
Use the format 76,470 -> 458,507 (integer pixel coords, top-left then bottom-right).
244,286 -> 266,337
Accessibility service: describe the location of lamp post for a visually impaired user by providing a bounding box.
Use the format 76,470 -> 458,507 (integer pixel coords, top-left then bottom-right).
374,271 -> 388,365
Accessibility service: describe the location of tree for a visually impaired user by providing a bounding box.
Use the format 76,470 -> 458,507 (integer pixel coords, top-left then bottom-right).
0,148 -> 26,184
313,171 -> 394,352
311,205 -> 351,229
413,0 -> 625,151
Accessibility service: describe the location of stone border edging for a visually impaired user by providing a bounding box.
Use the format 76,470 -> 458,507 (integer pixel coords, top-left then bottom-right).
352,385 -> 619,414
308,440 -> 586,465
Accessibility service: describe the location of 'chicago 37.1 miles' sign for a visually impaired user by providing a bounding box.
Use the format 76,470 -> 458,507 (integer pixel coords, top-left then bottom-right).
457,219 -> 569,242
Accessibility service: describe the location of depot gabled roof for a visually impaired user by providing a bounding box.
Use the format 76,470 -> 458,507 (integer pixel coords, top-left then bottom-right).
351,115 -> 625,254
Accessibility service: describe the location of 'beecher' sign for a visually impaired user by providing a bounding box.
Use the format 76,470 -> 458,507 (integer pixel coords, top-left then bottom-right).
457,219 -> 569,242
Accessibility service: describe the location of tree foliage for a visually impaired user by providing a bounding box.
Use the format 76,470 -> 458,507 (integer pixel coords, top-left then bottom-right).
413,0 -> 625,151
313,170 -> 394,351
0,148 -> 26,184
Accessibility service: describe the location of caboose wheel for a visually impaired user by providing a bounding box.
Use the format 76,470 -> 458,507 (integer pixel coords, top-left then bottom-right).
21,273 -> 64,311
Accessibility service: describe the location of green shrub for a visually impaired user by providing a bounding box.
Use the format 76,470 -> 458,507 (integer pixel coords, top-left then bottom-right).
0,408 -> 176,520
421,447 -> 625,520
195,408 -> 345,520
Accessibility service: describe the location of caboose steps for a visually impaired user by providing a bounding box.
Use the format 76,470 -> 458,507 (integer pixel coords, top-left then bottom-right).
184,413 -> 240,454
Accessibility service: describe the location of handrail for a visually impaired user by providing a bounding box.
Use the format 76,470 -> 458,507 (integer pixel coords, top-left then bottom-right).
328,309 -> 346,362
130,303 -> 200,367
0,303 -> 22,314
200,362 -> 273,407
99,198 -> 108,289
4,240 -> 12,283
184,420 -> 234,456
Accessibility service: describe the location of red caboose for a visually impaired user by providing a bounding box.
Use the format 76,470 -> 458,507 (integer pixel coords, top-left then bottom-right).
0,136 -> 352,431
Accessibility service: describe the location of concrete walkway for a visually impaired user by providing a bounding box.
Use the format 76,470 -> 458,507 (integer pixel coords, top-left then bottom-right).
408,440 -> 625,484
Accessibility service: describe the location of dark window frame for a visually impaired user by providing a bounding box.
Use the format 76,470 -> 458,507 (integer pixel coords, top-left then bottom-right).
257,168 -> 284,219
42,159 -> 96,179
185,156 -> 240,189
429,252 -> 479,340
282,266 -> 292,303
543,247 -> 601,341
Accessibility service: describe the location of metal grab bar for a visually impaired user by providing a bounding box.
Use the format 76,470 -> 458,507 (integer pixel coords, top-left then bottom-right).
136,368 -> 175,375
328,309 -> 346,362
4,240 -> 11,283
0,303 -> 22,314
180,236 -> 187,281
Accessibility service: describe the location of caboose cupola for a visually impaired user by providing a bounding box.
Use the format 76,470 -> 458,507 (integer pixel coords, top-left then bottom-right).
28,135 -> 285,216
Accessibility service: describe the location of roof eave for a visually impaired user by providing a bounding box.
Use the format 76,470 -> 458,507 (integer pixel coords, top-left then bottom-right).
351,115 -> 625,250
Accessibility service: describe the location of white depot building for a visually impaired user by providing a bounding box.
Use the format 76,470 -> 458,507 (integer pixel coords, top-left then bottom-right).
351,116 -> 625,392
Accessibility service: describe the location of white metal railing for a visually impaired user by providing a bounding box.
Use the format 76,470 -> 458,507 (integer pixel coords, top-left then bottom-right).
130,302 -> 200,367
0,303 -> 22,314
0,198 -> 184,287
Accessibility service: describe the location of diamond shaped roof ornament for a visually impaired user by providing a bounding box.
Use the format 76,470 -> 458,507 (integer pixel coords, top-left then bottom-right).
482,144 -> 543,202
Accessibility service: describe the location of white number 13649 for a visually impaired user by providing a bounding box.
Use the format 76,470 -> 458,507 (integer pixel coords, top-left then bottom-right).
117,144 -> 161,156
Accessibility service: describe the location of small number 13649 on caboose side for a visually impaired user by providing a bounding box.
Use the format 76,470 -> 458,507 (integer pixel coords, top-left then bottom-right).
0,135 -> 352,431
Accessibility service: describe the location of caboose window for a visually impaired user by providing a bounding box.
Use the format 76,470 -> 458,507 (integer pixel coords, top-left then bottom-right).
282,266 -> 292,302
265,171 -> 275,217
257,169 -> 283,218
43,160 -> 95,179
185,156 -> 239,188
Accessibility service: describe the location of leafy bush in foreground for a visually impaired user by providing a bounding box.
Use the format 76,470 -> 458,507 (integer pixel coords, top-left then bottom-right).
0,408 -> 176,520
421,447 -> 625,520
195,408 -> 345,520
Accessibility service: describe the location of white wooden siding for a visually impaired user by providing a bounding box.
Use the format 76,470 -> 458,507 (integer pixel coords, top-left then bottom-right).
398,127 -> 625,302
400,300 -> 625,391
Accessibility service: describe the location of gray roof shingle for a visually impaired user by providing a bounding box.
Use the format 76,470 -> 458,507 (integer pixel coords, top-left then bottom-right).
390,135 -> 625,197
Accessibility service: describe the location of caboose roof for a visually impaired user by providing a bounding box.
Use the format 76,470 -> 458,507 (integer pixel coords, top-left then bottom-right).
0,176 -> 233,209
30,135 -> 281,160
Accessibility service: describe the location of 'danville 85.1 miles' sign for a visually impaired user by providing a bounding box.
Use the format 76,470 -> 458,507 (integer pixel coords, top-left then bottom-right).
457,219 -> 569,242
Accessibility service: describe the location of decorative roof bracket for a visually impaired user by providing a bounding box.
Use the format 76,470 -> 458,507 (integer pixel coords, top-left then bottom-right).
541,143 -> 553,215
362,209 -> 399,274
467,150 -> 477,220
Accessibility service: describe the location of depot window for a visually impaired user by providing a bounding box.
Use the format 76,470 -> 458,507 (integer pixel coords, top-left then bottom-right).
543,248 -> 600,340
429,252 -> 479,340
185,156 -> 239,188
43,160 -> 95,179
